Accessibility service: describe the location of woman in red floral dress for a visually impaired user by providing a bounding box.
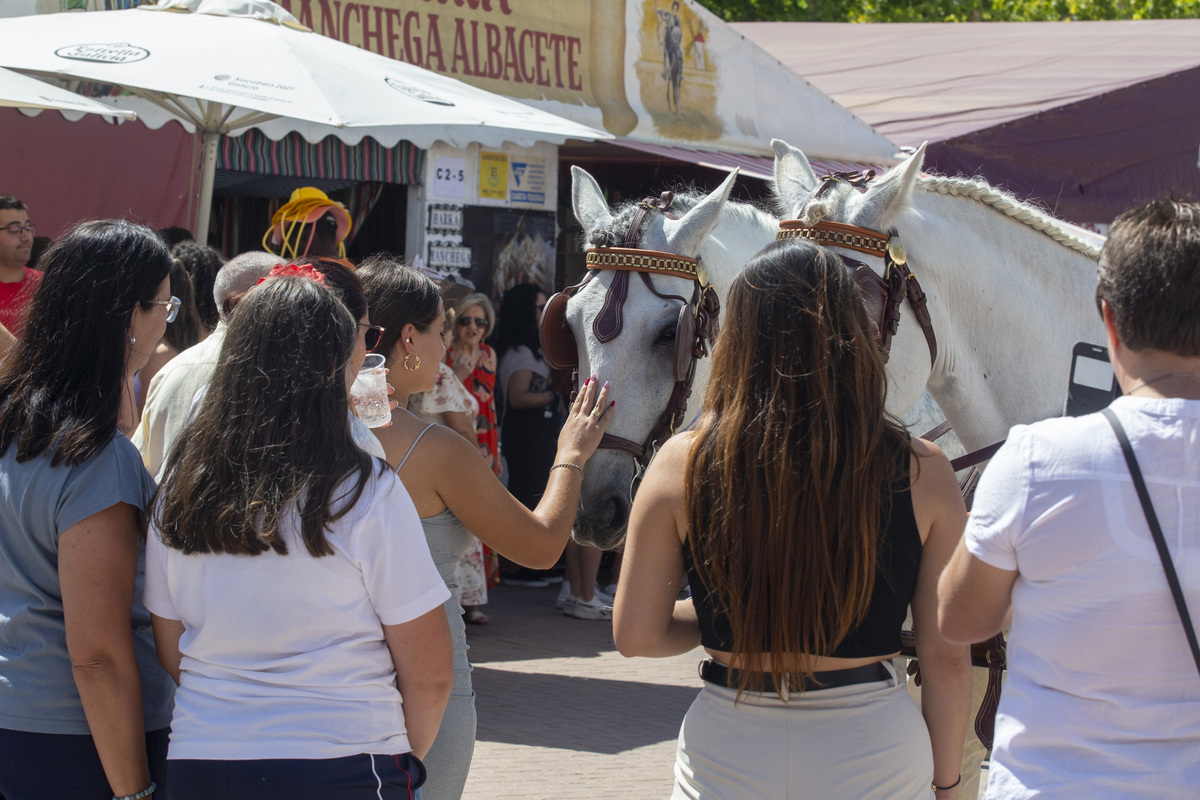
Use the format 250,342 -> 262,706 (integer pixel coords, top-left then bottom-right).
446,293 -> 500,623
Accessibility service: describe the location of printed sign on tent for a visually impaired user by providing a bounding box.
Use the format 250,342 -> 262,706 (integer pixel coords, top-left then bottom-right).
509,157 -> 546,205
479,151 -> 508,200
433,156 -> 466,198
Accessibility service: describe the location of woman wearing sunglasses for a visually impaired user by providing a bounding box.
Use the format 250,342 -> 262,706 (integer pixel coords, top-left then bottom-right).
0,220 -> 177,800
357,257 -> 613,800
296,258 -> 392,460
445,292 -> 500,625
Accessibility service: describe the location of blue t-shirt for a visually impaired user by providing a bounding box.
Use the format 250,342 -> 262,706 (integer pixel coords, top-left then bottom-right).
0,431 -> 175,735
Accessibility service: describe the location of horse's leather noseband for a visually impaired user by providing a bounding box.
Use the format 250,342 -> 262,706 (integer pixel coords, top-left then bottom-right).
539,192 -> 720,467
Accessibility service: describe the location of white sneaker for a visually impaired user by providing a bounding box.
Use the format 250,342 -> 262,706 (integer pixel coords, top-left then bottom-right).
602,582 -> 618,599
593,583 -> 614,605
555,582 -> 573,610
565,593 -> 611,620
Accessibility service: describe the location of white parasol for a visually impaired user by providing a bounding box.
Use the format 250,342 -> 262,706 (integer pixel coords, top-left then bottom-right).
0,0 -> 609,239
0,64 -> 136,120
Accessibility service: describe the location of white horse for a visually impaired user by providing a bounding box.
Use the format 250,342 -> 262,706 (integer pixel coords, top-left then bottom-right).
568,145 -> 1102,548
567,165 -> 956,549
772,140 -> 1106,452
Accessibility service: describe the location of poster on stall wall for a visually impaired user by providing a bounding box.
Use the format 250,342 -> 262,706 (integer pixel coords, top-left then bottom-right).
479,151 -> 508,200
509,157 -> 546,205
462,206 -> 556,301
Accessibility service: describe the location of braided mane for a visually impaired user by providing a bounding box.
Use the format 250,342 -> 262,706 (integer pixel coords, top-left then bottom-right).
788,170 -> 1101,261
916,174 -> 1101,259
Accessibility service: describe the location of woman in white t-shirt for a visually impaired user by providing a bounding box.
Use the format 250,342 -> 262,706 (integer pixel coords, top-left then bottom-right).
145,271 -> 452,799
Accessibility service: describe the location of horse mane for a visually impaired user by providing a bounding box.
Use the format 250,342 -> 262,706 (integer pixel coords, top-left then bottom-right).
783,170 -> 1101,261
585,185 -> 776,250
916,174 -> 1101,259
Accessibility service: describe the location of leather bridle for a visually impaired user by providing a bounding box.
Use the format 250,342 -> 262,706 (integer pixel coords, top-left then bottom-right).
778,172 -> 938,370
539,192 -> 720,466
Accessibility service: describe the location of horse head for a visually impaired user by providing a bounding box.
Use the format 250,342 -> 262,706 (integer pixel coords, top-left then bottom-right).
772,139 -> 934,417
559,165 -> 740,550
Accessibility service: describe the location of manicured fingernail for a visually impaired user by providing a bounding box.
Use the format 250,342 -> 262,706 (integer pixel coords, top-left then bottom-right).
609,400 -> 615,407
603,381 -> 609,389
583,376 -> 591,385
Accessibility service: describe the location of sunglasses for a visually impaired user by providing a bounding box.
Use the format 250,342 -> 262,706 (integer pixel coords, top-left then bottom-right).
357,323 -> 385,352
457,316 -> 487,329
151,296 -> 181,324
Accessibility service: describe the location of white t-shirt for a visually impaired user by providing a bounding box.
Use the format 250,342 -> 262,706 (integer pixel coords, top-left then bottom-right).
143,469 -> 450,760
966,396 -> 1200,800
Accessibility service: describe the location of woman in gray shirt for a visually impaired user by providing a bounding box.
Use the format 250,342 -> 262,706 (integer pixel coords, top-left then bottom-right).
0,220 -> 177,800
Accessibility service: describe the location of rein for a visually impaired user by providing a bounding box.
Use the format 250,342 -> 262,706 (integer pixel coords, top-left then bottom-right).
539,192 -> 720,466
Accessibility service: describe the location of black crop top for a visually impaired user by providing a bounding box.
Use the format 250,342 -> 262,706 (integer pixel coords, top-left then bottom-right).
682,439 -> 922,659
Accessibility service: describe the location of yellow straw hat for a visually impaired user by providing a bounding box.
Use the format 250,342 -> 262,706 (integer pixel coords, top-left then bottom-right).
263,187 -> 352,259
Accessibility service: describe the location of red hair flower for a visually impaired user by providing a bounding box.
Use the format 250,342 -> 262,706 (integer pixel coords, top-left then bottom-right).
257,263 -> 327,286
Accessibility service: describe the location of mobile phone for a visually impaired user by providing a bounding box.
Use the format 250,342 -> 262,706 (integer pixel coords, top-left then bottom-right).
1064,342 -> 1122,417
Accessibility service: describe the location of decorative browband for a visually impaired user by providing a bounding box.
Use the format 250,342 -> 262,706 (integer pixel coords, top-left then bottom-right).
586,247 -> 703,282
777,220 -> 889,258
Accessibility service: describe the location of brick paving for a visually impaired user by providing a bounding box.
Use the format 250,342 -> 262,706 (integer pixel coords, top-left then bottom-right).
460,584 -> 988,799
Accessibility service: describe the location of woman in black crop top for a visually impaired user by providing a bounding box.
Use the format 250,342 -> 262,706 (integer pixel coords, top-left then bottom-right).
613,239 -> 971,800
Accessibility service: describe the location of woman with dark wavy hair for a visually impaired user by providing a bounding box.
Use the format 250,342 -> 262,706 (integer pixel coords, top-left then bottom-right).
0,220 -> 177,800
357,256 -> 613,800
614,238 -> 971,800
145,274 -> 452,799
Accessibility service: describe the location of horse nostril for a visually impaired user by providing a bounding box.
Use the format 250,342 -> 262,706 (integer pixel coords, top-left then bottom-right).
606,495 -> 630,531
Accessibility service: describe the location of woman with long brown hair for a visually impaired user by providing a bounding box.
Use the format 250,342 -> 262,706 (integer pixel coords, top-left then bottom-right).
614,238 -> 971,799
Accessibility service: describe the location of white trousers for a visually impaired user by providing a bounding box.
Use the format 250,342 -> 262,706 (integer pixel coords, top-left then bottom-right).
672,663 -> 934,800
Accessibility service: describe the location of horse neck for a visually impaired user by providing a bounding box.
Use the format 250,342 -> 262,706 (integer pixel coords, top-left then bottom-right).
897,190 -> 1105,448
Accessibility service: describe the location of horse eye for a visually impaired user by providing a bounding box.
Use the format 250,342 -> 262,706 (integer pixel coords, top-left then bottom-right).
655,324 -> 677,345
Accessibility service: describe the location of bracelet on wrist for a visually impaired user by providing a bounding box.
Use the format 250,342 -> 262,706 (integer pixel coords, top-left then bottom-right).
933,774 -> 961,791
114,781 -> 156,800
550,462 -> 584,479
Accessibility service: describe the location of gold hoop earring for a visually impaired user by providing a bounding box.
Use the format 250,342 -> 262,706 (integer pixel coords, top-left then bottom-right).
404,354 -> 421,371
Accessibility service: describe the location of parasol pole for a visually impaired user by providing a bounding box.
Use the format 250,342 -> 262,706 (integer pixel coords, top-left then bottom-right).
195,99 -> 224,245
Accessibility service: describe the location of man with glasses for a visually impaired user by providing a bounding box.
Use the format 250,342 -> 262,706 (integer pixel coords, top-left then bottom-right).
0,196 -> 41,338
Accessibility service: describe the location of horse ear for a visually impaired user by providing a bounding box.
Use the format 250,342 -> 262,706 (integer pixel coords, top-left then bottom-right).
857,143 -> 925,229
662,169 -> 738,258
772,139 -> 818,219
571,165 -> 614,241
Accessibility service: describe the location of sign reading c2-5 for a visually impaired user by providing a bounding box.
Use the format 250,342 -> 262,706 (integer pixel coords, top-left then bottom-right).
433,156 -> 467,199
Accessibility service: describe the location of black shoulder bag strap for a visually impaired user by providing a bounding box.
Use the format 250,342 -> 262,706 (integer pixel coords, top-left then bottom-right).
1101,406 -> 1200,677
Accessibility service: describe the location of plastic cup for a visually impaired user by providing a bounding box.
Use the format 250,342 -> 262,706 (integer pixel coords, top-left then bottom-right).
351,353 -> 390,428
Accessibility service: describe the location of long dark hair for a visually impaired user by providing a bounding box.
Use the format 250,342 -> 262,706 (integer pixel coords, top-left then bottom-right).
296,257 -> 368,322
357,255 -> 441,364
171,240 -> 224,331
154,276 -> 376,557
494,282 -> 545,362
685,238 -> 911,692
0,220 -> 171,466
161,258 -> 203,353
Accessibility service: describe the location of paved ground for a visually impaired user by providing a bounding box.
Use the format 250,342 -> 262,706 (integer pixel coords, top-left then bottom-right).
460,583 -> 698,799
461,584 -> 988,799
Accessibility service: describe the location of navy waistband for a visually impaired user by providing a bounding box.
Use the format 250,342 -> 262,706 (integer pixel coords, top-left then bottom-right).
698,658 -> 891,693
